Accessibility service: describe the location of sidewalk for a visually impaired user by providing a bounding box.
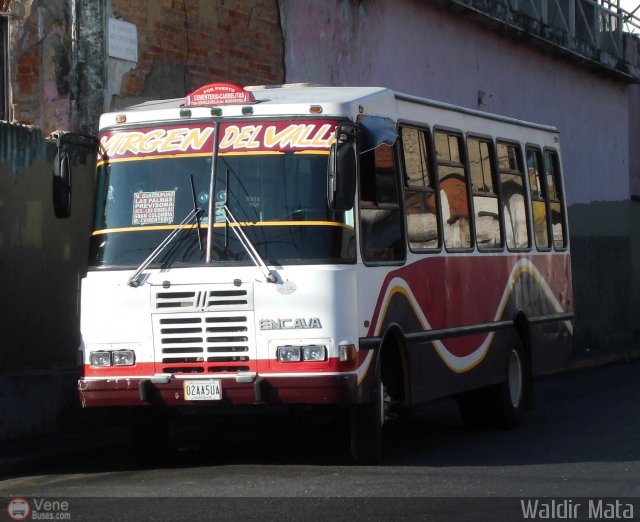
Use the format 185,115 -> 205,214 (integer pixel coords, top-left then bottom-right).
1,347 -> 639,475
556,346 -> 640,373
0,423 -> 130,476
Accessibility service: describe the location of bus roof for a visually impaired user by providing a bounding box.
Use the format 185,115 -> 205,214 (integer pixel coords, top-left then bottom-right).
100,83 -> 558,135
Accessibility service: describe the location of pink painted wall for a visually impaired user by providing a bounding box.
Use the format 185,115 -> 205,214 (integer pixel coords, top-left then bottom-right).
280,0 -> 630,205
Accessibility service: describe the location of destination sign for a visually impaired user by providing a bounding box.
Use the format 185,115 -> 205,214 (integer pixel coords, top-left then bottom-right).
99,120 -> 339,160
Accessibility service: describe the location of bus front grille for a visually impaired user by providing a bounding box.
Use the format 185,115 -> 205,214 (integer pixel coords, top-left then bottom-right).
152,286 -> 253,312
152,313 -> 255,374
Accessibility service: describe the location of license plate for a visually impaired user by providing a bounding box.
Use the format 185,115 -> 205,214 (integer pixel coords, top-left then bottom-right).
183,379 -> 222,401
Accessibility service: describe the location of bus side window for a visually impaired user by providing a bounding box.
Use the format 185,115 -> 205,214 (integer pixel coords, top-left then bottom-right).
400,126 -> 440,250
359,143 -> 405,263
526,147 -> 551,250
543,149 -> 567,249
435,130 -> 471,250
468,136 -> 503,250
497,142 -> 530,250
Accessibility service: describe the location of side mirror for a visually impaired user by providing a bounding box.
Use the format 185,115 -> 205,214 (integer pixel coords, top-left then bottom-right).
52,150 -> 72,219
50,131 -> 100,219
327,125 -> 357,211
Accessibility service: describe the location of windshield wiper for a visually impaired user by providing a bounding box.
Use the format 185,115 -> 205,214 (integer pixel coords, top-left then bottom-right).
222,204 -> 277,283
126,207 -> 202,287
189,174 -> 204,252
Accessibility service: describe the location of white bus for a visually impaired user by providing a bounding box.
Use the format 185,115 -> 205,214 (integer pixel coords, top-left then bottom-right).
60,83 -> 573,464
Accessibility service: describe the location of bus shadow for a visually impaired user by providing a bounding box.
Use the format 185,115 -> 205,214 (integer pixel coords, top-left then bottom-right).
384,361 -> 640,467
3,362 -> 638,477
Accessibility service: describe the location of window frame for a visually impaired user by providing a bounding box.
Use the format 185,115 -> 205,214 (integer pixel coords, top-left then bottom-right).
466,133 -> 505,252
398,122 -> 443,254
526,144 -> 553,252
434,126 -> 475,253
543,147 -> 569,252
496,138 -> 532,253
357,131 -> 407,267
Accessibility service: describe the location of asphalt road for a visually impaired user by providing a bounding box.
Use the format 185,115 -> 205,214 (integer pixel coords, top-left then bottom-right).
1,360 -> 639,521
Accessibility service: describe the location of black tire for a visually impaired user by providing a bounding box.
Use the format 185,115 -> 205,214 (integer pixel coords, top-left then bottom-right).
457,390 -> 489,429
350,364 -> 384,465
458,336 -> 530,430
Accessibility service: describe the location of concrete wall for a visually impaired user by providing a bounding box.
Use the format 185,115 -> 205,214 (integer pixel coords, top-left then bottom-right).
631,84 -> 640,199
279,0 -> 639,349
628,34 -> 640,200
0,122 -> 95,440
569,202 -> 640,348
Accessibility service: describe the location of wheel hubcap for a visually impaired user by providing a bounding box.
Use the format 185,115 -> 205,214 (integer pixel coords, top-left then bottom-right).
377,378 -> 386,426
508,349 -> 523,408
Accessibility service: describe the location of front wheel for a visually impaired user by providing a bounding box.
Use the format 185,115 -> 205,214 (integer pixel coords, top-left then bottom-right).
350,365 -> 384,465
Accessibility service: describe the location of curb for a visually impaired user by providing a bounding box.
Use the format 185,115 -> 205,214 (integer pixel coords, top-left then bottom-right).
559,347 -> 640,373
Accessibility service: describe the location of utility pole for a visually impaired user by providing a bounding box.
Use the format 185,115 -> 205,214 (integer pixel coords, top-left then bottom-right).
70,0 -> 106,134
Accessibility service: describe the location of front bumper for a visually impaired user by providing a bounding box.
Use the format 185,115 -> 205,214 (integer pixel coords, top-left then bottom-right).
78,374 -> 362,409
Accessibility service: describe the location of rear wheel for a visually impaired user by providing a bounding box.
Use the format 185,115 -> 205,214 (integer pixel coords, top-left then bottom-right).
458,335 -> 530,429
492,341 -> 527,428
350,365 -> 384,465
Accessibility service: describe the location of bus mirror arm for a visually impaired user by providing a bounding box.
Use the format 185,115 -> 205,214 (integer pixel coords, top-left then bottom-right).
52,150 -> 72,219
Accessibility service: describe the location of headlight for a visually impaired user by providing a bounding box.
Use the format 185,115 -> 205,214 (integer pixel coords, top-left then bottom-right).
276,345 -> 327,362
277,346 -> 301,363
302,345 -> 326,361
112,350 -> 136,366
89,351 -> 112,367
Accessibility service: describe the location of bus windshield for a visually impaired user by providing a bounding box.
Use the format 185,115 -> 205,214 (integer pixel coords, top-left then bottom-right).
89,121 -> 355,268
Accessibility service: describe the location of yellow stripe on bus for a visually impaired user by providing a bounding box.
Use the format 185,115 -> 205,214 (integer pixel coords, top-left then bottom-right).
96,149 -> 329,166
91,221 -> 353,236
96,152 -> 213,167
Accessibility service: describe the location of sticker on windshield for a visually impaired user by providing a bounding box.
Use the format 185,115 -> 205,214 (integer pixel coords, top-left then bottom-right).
132,191 -> 176,225
214,190 -> 227,223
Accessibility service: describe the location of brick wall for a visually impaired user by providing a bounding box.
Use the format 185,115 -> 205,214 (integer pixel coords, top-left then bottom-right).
16,53 -> 38,96
110,0 -> 284,106
8,0 -> 284,132
8,0 -> 71,133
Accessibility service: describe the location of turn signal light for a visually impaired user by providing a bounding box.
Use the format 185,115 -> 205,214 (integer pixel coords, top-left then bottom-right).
339,344 -> 358,362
